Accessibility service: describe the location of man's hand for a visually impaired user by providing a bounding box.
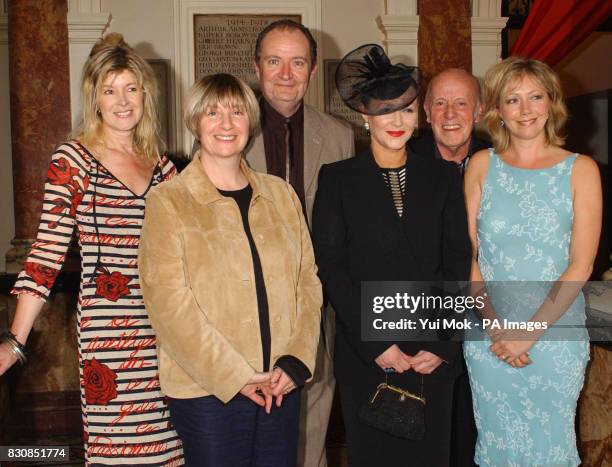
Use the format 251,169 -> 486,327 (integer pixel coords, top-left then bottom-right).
374,345 -> 413,373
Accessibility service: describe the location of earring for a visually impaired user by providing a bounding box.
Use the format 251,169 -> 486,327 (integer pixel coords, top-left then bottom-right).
500,120 -> 505,127
364,121 -> 370,136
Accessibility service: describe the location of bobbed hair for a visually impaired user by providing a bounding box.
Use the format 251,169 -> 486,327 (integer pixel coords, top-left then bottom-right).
483,56 -> 567,152
184,73 -> 260,157
74,33 -> 163,163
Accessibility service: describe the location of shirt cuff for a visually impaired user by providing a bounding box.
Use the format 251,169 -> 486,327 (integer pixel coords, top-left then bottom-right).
274,355 -> 312,387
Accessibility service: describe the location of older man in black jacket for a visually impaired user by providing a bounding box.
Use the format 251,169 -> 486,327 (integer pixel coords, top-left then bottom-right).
409,68 -> 489,467
409,68 -> 489,174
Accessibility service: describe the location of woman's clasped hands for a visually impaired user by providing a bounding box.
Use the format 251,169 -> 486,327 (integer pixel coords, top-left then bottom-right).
239,368 -> 297,414
375,344 -> 443,375
489,329 -> 535,369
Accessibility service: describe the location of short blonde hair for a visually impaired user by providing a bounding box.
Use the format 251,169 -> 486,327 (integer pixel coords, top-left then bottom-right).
483,56 -> 567,152
184,73 -> 260,149
74,33 -> 163,163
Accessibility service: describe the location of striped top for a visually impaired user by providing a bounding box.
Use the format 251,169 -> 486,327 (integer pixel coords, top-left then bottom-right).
12,141 -> 183,466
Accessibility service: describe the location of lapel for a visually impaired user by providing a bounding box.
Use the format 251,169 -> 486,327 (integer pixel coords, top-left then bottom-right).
400,158 -> 423,232
303,105 -> 324,197
358,152 -> 402,226
181,157 -> 224,205
181,155 -> 272,206
400,156 -> 427,277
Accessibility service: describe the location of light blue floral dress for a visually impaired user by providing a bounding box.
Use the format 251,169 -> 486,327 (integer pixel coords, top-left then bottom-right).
464,149 -> 589,467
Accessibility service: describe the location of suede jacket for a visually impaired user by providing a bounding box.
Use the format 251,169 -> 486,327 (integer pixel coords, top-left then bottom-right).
139,157 -> 322,403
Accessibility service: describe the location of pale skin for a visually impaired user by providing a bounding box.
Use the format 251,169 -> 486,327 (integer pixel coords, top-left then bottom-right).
253,28 -> 317,118
196,101 -> 297,411
363,101 -> 445,375
93,70 -> 156,195
464,74 -> 602,368
0,69 -> 156,376
424,68 -> 483,164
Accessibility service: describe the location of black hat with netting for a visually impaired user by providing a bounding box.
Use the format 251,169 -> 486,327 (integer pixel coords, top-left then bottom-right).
335,44 -> 421,116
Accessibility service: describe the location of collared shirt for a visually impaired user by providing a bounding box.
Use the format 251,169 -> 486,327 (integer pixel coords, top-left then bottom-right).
407,130 -> 490,176
431,136 -> 476,175
260,98 -> 306,210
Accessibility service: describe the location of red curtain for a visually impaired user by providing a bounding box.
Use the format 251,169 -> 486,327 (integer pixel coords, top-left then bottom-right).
510,0 -> 611,66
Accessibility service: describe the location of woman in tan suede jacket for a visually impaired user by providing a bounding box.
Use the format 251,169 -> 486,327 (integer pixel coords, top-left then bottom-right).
138,73 -> 322,466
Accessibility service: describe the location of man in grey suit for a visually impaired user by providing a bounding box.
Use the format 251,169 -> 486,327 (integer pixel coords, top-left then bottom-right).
246,19 -> 354,467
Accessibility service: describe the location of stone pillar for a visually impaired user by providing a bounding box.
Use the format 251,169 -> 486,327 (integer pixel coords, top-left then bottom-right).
0,2 -> 12,276
379,0 -> 419,65
378,0 -> 419,127
415,0 -> 471,126
4,0 -> 81,442
417,0 -> 472,82
379,0 -> 508,127
7,0 -> 72,273
0,3 -> 10,441
471,0 -> 508,78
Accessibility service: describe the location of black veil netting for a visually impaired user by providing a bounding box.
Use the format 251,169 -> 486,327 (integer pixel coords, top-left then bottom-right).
335,44 -> 421,116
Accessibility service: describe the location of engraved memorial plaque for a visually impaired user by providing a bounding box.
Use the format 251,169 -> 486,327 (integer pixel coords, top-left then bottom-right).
324,59 -> 370,152
194,14 -> 301,89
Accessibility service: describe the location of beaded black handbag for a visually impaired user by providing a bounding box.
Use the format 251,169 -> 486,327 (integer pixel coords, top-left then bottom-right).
358,373 -> 425,440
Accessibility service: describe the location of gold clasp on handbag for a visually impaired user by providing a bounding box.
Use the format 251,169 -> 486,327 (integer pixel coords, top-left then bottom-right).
370,382 -> 426,405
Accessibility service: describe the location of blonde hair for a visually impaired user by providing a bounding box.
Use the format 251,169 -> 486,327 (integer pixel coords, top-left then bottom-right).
483,56 -> 567,152
73,33 -> 163,163
184,73 -> 260,156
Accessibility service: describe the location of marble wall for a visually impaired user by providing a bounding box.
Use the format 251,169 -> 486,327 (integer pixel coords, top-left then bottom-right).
7,0 -> 72,242
418,0 -> 473,80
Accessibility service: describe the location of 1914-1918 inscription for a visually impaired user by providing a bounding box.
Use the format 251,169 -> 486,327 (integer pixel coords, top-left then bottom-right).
194,14 -> 301,88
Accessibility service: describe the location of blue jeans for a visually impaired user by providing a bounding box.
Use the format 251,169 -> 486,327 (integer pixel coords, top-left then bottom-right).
168,390 -> 301,467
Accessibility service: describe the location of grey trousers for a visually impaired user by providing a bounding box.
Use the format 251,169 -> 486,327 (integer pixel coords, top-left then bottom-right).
297,307 -> 336,467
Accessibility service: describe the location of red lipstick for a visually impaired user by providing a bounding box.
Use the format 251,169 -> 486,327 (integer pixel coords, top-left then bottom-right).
386,131 -> 406,137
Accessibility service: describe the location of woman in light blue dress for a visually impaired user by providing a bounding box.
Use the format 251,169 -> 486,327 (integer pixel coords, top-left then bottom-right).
463,57 -> 602,466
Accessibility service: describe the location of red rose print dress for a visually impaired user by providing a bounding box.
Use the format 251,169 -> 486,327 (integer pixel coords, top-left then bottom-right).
12,141 -> 183,466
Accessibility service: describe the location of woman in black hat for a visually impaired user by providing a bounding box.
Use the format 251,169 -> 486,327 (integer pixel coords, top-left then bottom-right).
312,45 -> 472,466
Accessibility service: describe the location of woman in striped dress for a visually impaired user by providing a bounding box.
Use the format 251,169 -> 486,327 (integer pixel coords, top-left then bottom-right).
0,34 -> 183,465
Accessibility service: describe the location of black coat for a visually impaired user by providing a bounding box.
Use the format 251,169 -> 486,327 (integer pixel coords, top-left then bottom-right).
312,150 -> 472,466
409,130 -> 487,467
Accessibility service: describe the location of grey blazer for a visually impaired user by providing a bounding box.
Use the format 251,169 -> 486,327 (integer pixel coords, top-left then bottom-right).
244,104 -> 355,224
